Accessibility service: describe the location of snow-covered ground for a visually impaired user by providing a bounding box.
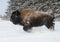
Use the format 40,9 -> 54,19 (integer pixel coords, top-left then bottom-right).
0,19 -> 60,42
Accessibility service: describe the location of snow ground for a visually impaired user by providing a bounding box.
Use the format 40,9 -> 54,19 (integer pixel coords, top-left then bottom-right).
0,19 -> 60,42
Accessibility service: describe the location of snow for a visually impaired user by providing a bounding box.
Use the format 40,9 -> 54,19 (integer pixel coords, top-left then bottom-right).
0,19 -> 60,42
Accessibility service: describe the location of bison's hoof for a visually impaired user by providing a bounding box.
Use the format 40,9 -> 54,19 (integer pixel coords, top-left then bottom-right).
23,27 -> 28,31
23,26 -> 32,32
23,28 -> 32,32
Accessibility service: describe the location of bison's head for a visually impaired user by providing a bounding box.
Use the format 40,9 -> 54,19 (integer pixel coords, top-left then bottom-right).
10,10 -> 21,25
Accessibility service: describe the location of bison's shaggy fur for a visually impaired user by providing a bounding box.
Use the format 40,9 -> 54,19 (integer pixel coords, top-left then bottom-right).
10,8 -> 55,32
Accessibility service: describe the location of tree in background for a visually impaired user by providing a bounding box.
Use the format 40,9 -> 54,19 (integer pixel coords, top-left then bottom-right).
5,0 -> 60,20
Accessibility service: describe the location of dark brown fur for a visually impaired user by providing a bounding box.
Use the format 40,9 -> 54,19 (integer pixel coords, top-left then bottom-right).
10,8 -> 55,32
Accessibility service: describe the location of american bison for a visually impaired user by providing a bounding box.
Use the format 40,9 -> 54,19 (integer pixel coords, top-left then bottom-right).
10,8 -> 55,32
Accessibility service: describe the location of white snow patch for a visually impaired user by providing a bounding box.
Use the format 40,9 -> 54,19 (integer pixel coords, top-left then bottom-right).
0,19 -> 60,42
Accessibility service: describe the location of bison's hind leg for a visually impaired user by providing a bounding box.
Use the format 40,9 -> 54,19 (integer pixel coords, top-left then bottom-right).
45,18 -> 55,30
45,23 -> 55,30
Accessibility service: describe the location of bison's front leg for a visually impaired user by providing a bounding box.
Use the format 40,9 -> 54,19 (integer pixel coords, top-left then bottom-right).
23,23 -> 32,32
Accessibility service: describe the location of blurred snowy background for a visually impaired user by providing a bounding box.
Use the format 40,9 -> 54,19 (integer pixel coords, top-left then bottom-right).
0,0 -> 60,21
